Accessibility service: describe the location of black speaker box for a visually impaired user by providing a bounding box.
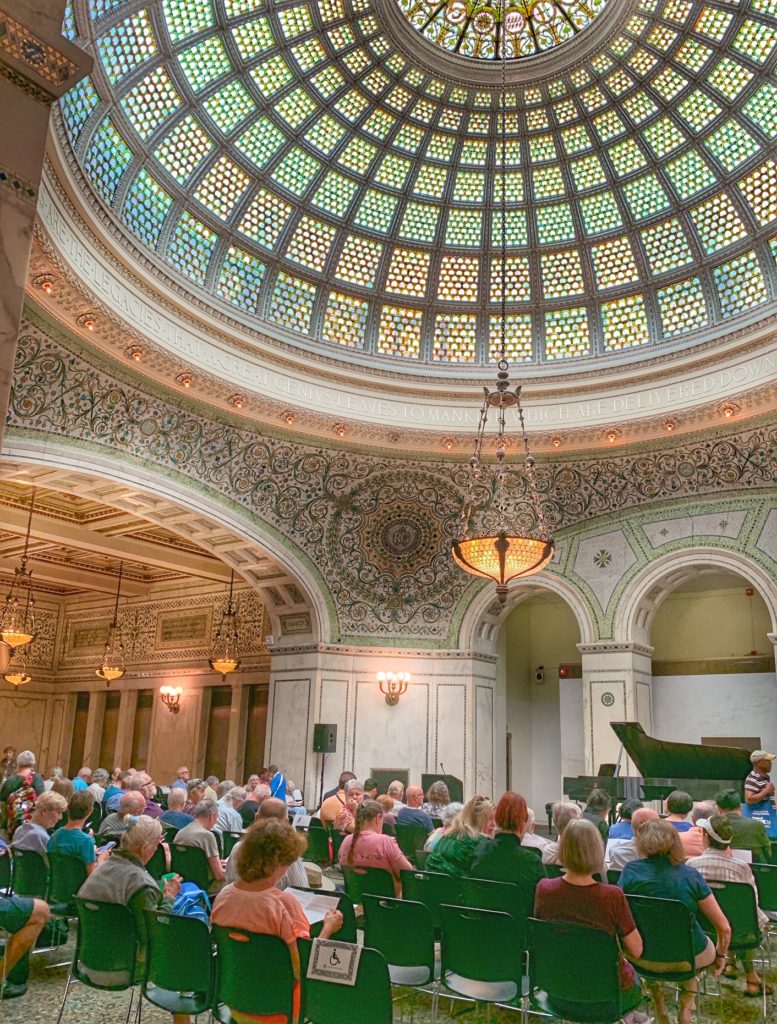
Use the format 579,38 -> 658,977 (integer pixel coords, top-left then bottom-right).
313,723 -> 337,753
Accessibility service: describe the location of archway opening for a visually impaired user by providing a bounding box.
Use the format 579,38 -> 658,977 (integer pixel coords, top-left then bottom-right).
498,590 -> 582,815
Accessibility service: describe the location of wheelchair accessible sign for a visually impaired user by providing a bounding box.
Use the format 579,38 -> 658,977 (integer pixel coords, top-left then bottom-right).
306,939 -> 362,986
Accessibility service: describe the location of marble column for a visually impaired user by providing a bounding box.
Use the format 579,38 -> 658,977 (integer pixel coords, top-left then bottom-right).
114,689 -> 138,770
577,642 -> 654,775
0,2 -> 91,445
224,680 -> 250,785
82,689 -> 106,768
265,642 -> 497,807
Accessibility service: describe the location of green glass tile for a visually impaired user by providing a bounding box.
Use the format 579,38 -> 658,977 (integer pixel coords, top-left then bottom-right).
445,208 -> 482,247
285,215 -> 337,272
666,149 -> 717,200
743,83 -> 777,139
235,117 -> 285,169
250,54 -> 293,98
153,116 -> 214,184
354,189 -> 397,233
704,120 -> 761,174
193,155 -> 251,220
60,76 -> 99,147
217,246 -> 266,312
541,249 -> 585,298
714,250 -> 768,317
271,147 -> 321,197
177,36 -> 231,92
579,191 -> 623,234
238,189 -> 290,250
738,160 -> 777,225
657,277 -> 708,336
335,234 -> 383,288
162,0 -> 214,43
121,66 -> 182,142
601,294 -> 650,350
570,154 -> 607,191
536,203 -> 575,244
640,218 -> 693,275
311,171 -> 357,218
322,291 -> 369,349
621,173 -> 670,221
231,18 -> 274,61
268,271 -> 316,334
122,169 -> 173,247
85,117 -> 133,202
97,10 -> 157,85
167,211 -> 218,285
399,202 -> 439,243
203,80 -> 255,134
376,304 -> 422,358
544,307 -> 591,360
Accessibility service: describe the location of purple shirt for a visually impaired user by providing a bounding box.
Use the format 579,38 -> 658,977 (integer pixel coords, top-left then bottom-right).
144,799 -> 163,819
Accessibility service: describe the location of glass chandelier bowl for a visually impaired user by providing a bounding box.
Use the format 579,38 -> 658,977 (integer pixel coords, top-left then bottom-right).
96,561 -> 126,684
3,651 -> 32,689
209,571 -> 241,680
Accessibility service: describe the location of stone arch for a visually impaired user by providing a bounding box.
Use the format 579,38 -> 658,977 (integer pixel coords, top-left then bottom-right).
0,443 -> 336,645
456,572 -> 597,655
615,546 -> 777,648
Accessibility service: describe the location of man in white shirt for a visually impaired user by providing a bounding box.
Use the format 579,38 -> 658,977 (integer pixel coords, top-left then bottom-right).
87,768 -> 109,803
215,787 -> 246,835
521,807 -> 549,851
225,797 -> 308,889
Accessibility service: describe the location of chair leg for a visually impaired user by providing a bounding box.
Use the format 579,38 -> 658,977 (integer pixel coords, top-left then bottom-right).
55,969 -> 75,1024
124,986 -> 135,1024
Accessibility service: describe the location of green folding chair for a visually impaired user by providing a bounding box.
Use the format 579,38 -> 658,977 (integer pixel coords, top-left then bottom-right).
460,876 -> 534,945
607,869 -> 620,884
293,886 -> 358,943
304,827 -> 332,866
48,852 -> 88,915
11,848 -> 48,898
170,843 -> 211,890
363,894 -> 440,1019
544,863 -> 564,878
341,865 -> 396,903
144,842 -> 167,881
400,868 -> 461,933
221,831 -> 243,859
439,903 -> 525,1010
527,916 -> 644,1023
0,850 -> 12,895
212,925 -> 294,1023
142,909 -> 215,1016
394,823 -> 430,864
56,897 -> 141,1024
299,938 -> 393,1024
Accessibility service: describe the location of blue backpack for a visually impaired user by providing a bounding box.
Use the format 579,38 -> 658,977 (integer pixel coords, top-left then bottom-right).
172,882 -> 211,924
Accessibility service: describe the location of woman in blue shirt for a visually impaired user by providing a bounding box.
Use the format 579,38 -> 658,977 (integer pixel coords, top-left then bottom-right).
620,819 -> 730,1024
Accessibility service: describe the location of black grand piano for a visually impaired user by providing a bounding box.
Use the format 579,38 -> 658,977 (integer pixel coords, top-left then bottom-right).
563,722 -> 752,804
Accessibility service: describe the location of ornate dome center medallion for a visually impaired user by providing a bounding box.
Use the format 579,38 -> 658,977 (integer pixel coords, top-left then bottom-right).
395,0 -> 608,61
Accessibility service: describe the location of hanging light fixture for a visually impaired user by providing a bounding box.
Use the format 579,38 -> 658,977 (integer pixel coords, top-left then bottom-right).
209,570 -> 241,679
0,488 -> 38,653
3,650 -> 32,689
96,561 -> 126,684
451,6 -> 554,603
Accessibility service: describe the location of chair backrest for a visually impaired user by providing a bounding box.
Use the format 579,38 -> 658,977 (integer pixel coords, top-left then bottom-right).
296,887 -> 357,943
170,844 -> 211,890
87,803 -> 103,834
394,823 -> 429,861
606,869 -> 620,884
362,895 -> 435,979
0,850 -> 11,894
414,848 -> 429,869
439,903 -> 524,985
399,869 -> 460,930
341,865 -> 396,902
304,827 -> 332,866
299,938 -> 393,1024
701,880 -> 761,951
527,917 -> 623,1019
212,925 -> 294,1019
11,848 -> 48,897
48,852 -> 88,906
460,876 -> 533,944
626,894 -> 696,978
144,841 -> 167,881
73,897 -> 140,989
143,909 -> 215,1010
544,863 -> 564,878
751,862 -> 777,912
222,832 -> 243,859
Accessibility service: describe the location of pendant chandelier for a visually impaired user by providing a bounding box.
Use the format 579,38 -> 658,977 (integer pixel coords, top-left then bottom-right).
209,570 -> 241,679
0,488 -> 37,653
3,650 -> 32,689
451,8 -> 554,603
96,561 -> 126,684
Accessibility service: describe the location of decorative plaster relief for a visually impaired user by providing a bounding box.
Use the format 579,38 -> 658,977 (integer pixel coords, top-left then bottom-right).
573,530 -> 638,613
642,510 -> 748,547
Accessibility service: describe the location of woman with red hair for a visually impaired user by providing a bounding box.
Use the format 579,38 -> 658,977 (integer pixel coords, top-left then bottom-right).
470,791 -> 545,885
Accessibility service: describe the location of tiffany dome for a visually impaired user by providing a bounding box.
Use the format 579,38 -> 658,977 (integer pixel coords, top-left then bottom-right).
55,0 -> 777,376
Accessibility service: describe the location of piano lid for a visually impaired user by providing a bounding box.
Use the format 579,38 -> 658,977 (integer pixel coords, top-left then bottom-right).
611,722 -> 752,782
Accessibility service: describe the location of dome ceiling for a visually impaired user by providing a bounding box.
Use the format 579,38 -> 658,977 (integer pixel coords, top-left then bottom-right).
57,0 -> 776,374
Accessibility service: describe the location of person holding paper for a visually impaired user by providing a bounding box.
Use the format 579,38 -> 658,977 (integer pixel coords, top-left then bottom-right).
212,818 -> 343,1024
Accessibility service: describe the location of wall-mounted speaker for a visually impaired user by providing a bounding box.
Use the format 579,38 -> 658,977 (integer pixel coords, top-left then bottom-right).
313,723 -> 337,753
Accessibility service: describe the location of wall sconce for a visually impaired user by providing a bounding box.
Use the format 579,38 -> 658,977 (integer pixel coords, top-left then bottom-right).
160,685 -> 182,713
377,671 -> 410,706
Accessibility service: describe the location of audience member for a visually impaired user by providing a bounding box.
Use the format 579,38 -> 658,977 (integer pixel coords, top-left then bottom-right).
269,764 -> 287,801
184,778 -> 206,815
421,780 -> 450,818
583,788 -> 611,843
226,797 -> 308,888
72,767 -> 92,792
173,798 -> 226,893
102,768 -> 123,804
424,801 -> 462,851
666,790 -> 693,832
0,891 -> 50,998
86,768 -> 108,803
139,773 -> 163,819
215,787 -> 246,835
542,801 -> 582,866
425,795 -> 494,876
77,816 -> 182,1001
0,750 -> 44,839
43,767 -> 63,792
47,791 -> 106,875
0,746 -> 15,782
50,777 -> 75,828
363,778 -> 379,800
212,819 -> 343,1024
203,776 -> 219,802
521,807 -> 550,852
535,819 -> 647,1024
471,791 -> 545,886
716,788 -> 770,864
333,780 -> 365,835
99,792 -> 147,837
605,798 -> 644,866
376,794 -> 397,829
171,766 -> 190,790
688,814 -> 771,997
239,788 -> 261,828
620,819 -> 730,1024
680,801 -> 716,859
104,771 -> 138,812
159,787 -> 193,831
387,780 -> 406,809
319,772 -> 354,826
12,792 -> 68,858
320,770 -> 355,805
396,785 -> 433,833
338,800 -> 412,895
607,807 -> 659,871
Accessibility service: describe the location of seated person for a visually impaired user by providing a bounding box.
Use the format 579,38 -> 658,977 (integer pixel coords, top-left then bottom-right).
338,800 -> 412,895
605,798 -> 644,867
421,780 -> 450,819
76,816 -> 182,1003
665,790 -> 694,832
716,788 -> 771,865
99,791 -> 146,837
582,788 -> 611,843
521,807 -> 550,852
215,786 -> 246,835
12,791 -> 68,858
688,815 -> 771,997
47,791 -> 108,875
226,798 -> 308,888
87,768 -> 109,803
619,819 -> 730,1024
396,785 -> 433,833
212,818 -> 343,1024
158,787 -> 193,831
376,794 -> 397,830
387,780 -> 406,810
0,893 -> 51,999
534,819 -> 647,1024
542,801 -> 581,866
470,791 -> 545,885
173,798 -> 226,893
332,780 -> 364,834
424,801 -> 462,851
183,778 -> 206,816
319,771 -> 355,815
607,808 -> 659,872
680,801 -> 716,859
425,795 -> 494,876
363,778 -> 379,800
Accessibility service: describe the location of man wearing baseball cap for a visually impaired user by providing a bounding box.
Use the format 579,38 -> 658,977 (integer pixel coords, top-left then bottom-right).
745,750 -> 776,806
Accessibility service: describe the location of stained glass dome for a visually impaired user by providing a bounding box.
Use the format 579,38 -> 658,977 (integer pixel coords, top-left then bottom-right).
396,0 -> 608,62
57,0 -> 777,370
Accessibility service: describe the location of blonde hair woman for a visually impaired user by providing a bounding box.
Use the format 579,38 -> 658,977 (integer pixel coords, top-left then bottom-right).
425,794 -> 494,876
